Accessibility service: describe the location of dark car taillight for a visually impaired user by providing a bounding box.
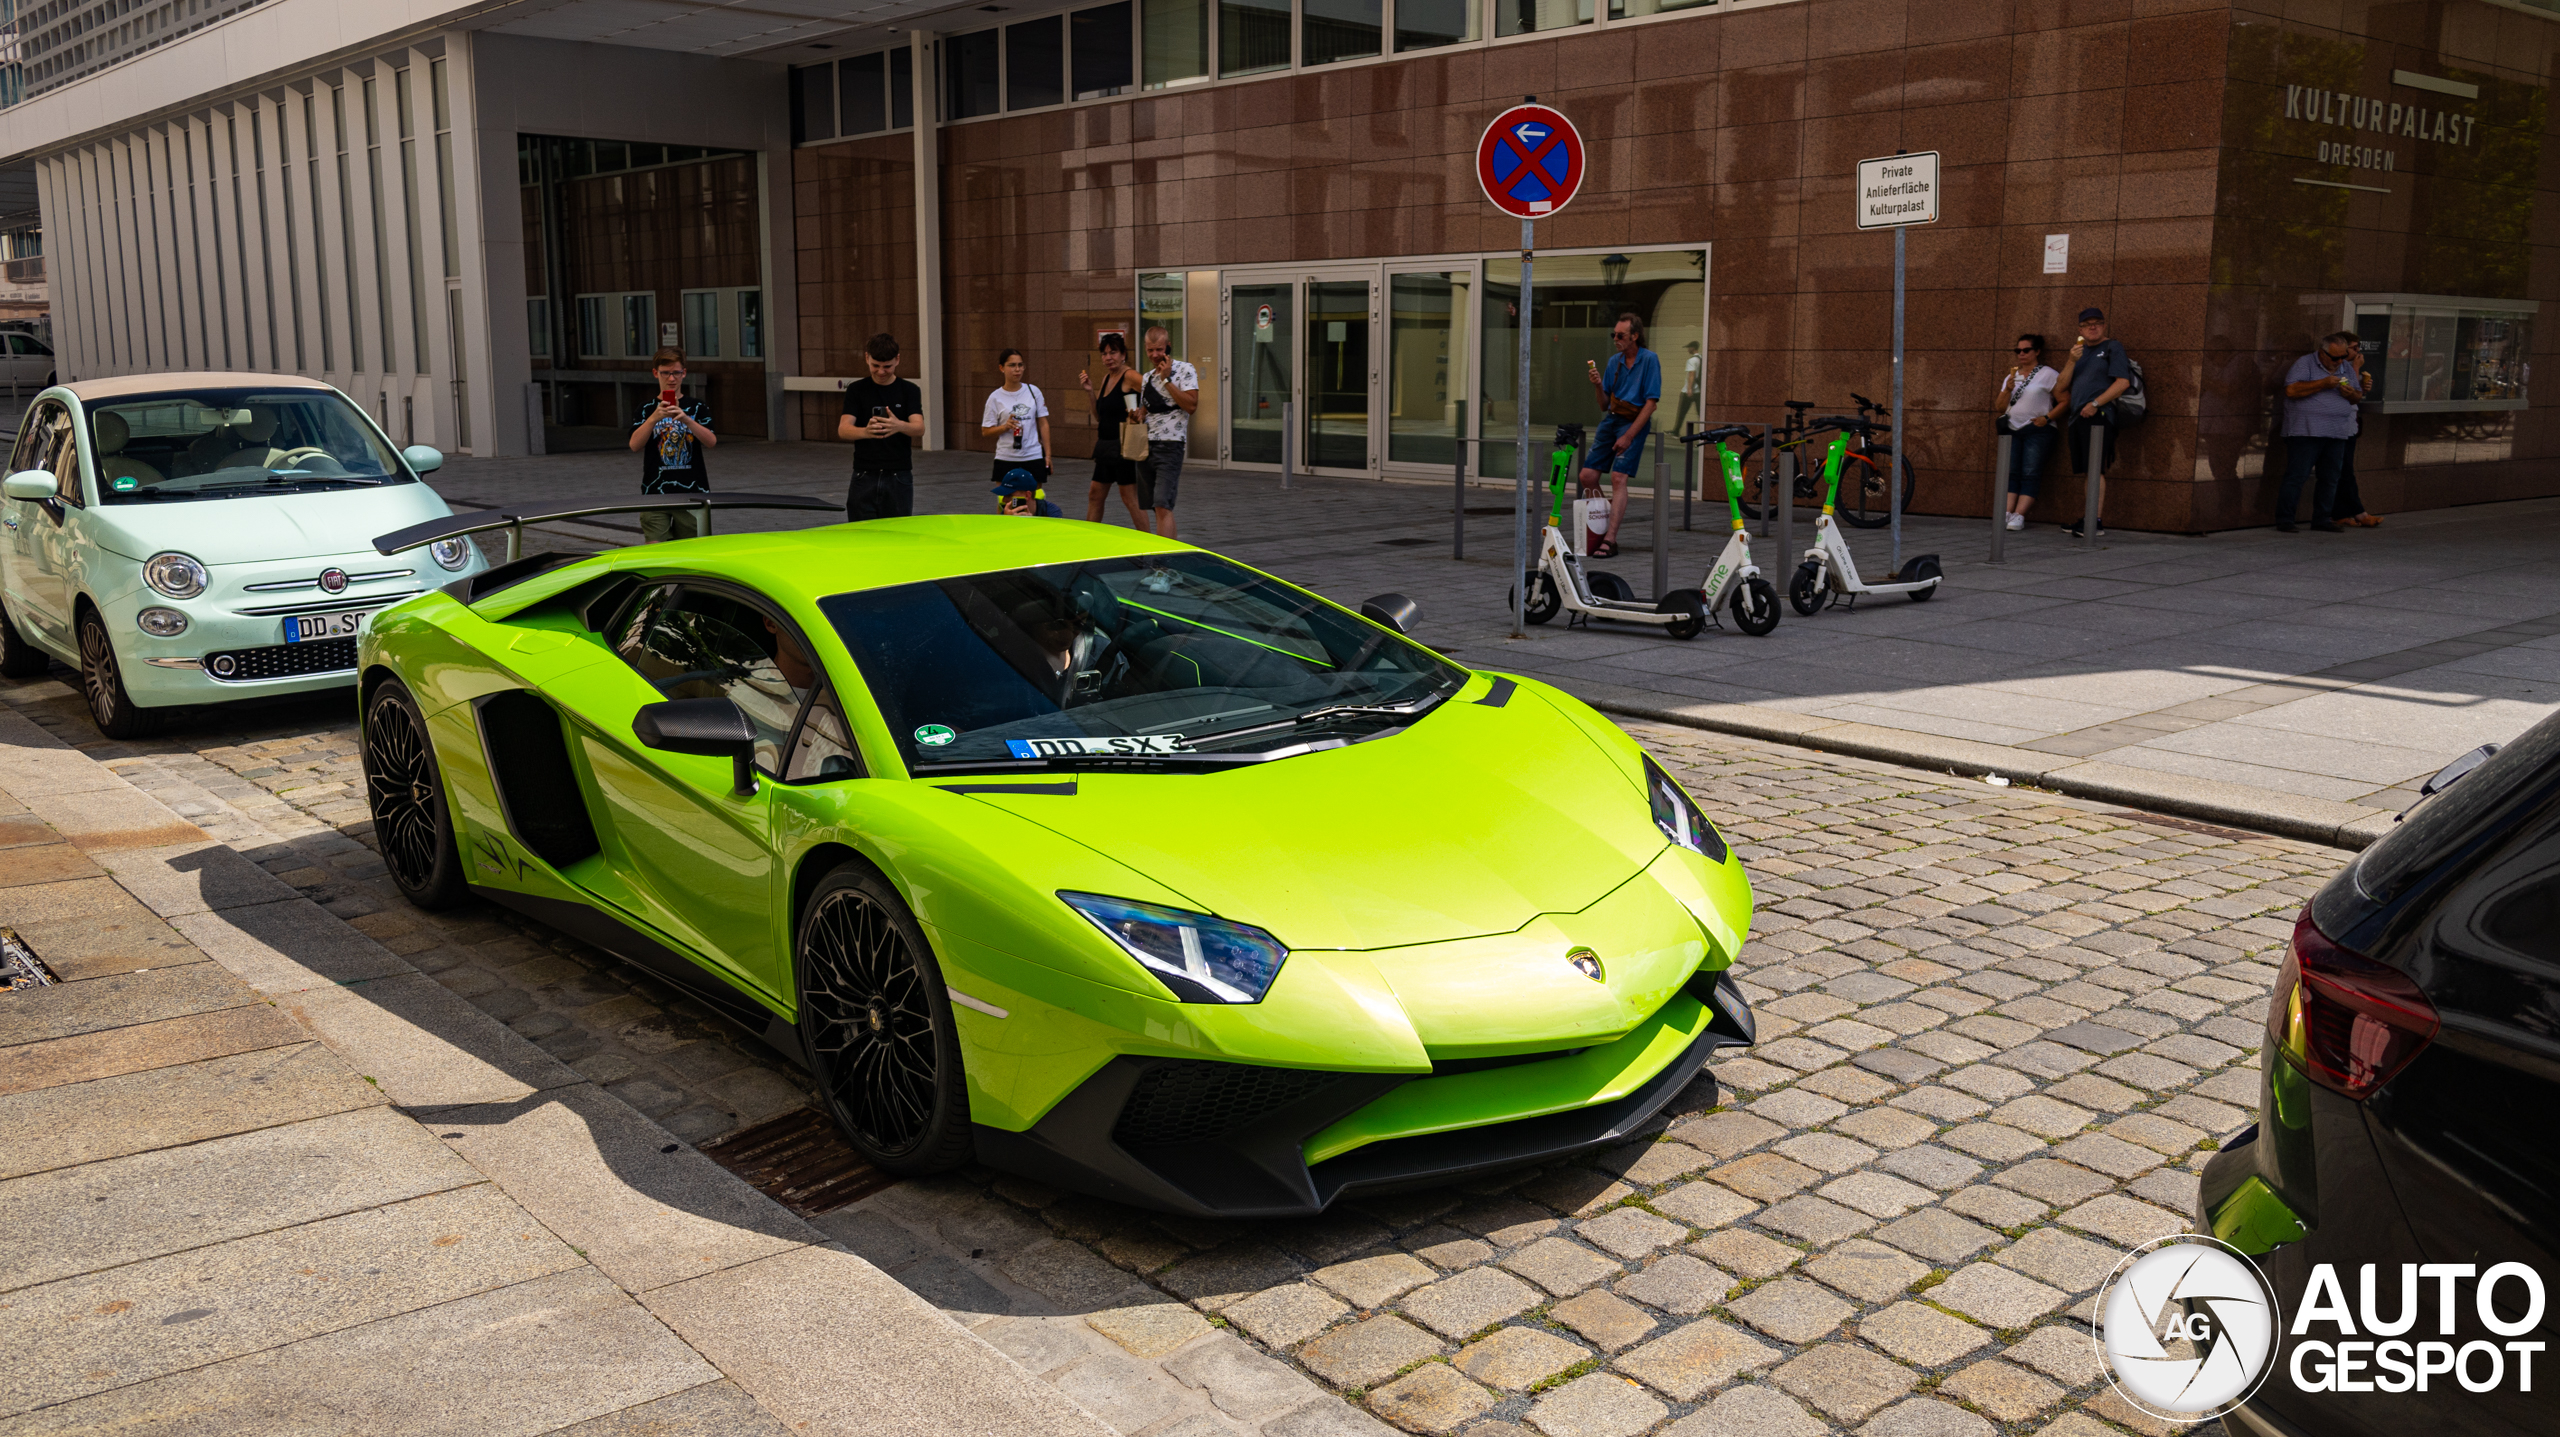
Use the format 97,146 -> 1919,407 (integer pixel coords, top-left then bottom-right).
2267,907 -> 2440,1100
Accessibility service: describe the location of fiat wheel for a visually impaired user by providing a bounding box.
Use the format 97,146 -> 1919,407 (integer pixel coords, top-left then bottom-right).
796,861 -> 972,1176
77,607 -> 160,738
363,679 -> 466,909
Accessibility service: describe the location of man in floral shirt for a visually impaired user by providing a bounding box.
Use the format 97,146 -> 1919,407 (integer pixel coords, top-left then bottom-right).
1138,326 -> 1200,541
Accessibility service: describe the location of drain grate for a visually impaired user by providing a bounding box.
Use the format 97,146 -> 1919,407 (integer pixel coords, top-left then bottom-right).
2,928 -> 57,991
699,1107 -> 895,1216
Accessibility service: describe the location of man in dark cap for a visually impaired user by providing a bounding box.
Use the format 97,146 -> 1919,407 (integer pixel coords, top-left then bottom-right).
2047,307 -> 2133,538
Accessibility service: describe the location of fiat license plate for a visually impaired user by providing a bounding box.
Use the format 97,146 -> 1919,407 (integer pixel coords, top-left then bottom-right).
282,608 -> 379,643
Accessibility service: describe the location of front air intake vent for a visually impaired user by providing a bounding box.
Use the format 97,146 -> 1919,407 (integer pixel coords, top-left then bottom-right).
1112,1061 -> 1341,1148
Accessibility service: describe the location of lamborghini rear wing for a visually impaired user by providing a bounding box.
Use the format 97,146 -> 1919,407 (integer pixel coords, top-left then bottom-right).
374,492 -> 842,563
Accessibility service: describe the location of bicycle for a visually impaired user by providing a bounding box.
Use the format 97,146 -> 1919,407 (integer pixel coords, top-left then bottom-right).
1736,393 -> 1916,529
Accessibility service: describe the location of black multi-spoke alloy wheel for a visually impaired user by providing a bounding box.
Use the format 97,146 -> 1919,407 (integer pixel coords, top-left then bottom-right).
1788,561 -> 1828,616
77,607 -> 160,738
797,862 -> 971,1175
0,600 -> 48,677
1510,572 -> 1562,626
1588,570 -> 1636,603
363,679 -> 465,909
1657,589 -> 1706,641
1731,576 -> 1781,636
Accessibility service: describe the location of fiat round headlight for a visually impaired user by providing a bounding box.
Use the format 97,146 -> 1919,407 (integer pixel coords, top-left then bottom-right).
1058,892 -> 1289,1004
1644,756 -> 1728,864
136,607 -> 189,637
428,537 -> 473,572
142,551 -> 209,599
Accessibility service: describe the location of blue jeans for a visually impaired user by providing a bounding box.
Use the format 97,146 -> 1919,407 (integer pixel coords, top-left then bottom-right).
2006,424 -> 2055,496
2278,436 -> 2347,525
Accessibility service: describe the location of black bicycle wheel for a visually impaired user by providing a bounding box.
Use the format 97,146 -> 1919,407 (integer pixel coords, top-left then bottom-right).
363,679 -> 466,909
1837,451 -> 1919,529
1731,576 -> 1781,636
797,862 -> 972,1175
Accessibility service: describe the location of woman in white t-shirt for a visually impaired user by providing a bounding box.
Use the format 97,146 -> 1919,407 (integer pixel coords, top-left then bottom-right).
980,349 -> 1054,500
1996,334 -> 2059,531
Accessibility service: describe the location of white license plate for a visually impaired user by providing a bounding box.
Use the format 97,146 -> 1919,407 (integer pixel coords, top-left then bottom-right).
282,608 -> 380,643
1006,735 -> 1185,759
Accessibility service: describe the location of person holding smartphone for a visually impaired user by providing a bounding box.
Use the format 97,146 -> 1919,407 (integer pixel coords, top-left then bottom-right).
626,346 -> 717,543
837,332 -> 926,521
979,348 -> 1052,495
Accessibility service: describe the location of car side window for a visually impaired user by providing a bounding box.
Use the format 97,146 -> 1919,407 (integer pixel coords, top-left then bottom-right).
783,686 -> 861,783
612,584 -> 818,777
47,415 -> 80,506
8,404 -> 55,474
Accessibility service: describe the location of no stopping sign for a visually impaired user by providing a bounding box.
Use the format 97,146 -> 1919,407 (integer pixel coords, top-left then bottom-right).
1477,104 -> 1585,219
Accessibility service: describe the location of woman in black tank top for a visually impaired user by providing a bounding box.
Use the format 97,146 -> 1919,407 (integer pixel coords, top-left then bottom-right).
1078,333 -> 1151,532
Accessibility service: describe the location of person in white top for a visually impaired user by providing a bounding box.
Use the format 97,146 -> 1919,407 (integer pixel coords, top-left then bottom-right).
980,349 -> 1054,498
1138,326 -> 1200,541
1997,334 -> 2060,530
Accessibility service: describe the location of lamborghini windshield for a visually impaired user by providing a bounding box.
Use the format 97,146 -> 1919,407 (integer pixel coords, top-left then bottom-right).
88,388 -> 413,503
824,553 -> 1468,772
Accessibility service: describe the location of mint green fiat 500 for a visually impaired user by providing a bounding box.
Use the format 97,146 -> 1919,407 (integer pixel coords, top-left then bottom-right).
0,374 -> 487,736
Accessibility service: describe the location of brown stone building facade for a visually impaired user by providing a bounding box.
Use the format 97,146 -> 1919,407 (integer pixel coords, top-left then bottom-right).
783,0 -> 2558,532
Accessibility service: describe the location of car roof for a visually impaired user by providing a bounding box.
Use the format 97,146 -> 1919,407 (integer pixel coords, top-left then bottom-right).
62,372 -> 337,402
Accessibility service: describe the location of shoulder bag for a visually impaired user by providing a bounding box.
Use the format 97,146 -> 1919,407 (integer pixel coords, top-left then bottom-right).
1116,376 -> 1151,459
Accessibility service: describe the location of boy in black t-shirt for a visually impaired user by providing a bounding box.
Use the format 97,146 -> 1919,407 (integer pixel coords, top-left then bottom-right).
626,346 -> 718,543
836,332 -> 926,520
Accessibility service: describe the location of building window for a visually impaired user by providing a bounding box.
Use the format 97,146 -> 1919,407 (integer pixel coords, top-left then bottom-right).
1609,0 -> 1713,15
947,30 -> 1001,120
1304,0 -> 1380,65
840,52 -> 888,135
682,289 -> 721,359
738,289 -> 763,360
1009,16 -> 1064,110
432,59 -> 460,280
622,293 -> 657,359
1221,0 -> 1291,76
1496,0 -> 1592,38
792,63 -> 835,144
1072,3 -> 1134,99
334,86 -> 363,372
529,297 -> 551,358
1143,0 -> 1208,89
364,75 -> 395,373
2354,298 -> 2535,411
576,295 -> 609,358
396,69 -> 430,374
1396,0 -> 1479,50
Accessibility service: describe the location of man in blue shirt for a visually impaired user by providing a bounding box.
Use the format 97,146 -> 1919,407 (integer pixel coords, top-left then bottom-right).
1578,313 -> 1661,559
2275,331 -> 2365,533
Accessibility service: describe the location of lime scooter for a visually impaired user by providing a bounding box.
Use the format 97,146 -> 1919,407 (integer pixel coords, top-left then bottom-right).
1788,415 -> 1943,615
1680,425 -> 1782,636
1509,423 -> 1709,641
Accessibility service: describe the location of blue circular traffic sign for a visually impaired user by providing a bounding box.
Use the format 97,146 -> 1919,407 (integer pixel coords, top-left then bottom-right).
1477,105 -> 1586,219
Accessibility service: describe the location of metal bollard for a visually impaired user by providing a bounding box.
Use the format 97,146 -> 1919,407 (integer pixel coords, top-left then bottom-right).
1453,402 -> 1468,561
1683,423 -> 1697,532
2081,422 -> 2103,550
1775,449 -> 1796,571
1989,428 -> 2009,565
1652,428 -> 1670,602
1280,401 -> 1294,491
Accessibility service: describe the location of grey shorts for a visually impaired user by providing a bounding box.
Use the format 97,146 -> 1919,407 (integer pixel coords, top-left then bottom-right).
1141,441 -> 1186,510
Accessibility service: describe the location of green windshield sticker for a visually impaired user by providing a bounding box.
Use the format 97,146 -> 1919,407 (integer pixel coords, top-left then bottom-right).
112,477 -> 136,491
914,723 -> 956,748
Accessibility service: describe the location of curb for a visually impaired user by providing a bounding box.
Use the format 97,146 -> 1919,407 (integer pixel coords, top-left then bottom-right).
1557,678 -> 2400,853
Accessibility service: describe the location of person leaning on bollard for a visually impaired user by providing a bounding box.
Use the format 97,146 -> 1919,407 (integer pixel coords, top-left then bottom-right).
1578,312 -> 1661,560
2275,330 -> 2365,534
1996,334 -> 2059,532
626,346 -> 717,543
2047,306 -> 2133,539
1138,326 -> 1200,542
837,332 -> 926,521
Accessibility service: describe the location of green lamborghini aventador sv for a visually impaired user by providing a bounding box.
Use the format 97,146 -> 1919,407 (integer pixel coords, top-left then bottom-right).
359,503 -> 1757,1216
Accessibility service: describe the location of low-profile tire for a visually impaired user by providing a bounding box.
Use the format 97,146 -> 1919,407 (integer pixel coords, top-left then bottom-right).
0,600 -> 49,677
1588,570 -> 1636,603
797,861 -> 973,1177
1509,572 -> 1562,626
363,678 -> 467,910
1731,576 -> 1781,636
1899,555 -> 1943,601
1657,589 -> 1706,641
1788,561 -> 1828,616
76,607 -> 161,738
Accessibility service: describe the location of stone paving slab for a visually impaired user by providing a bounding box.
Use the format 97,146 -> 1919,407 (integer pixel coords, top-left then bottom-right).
0,1003 -> 306,1098
0,1042 -> 385,1181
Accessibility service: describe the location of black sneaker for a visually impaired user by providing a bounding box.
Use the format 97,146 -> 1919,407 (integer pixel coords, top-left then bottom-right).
2063,520 -> 2105,538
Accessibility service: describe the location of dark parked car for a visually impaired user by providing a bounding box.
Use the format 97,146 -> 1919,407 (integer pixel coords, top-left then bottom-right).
2202,714 -> 2558,1437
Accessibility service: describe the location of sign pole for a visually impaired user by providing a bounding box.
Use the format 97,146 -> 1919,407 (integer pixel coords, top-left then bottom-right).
1890,220 -> 1905,575
1857,147 -> 1937,578
1513,218 -> 1532,639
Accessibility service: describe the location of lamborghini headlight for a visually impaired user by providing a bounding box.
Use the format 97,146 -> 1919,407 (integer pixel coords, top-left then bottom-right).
1059,891 -> 1289,1004
428,537 -> 474,572
1644,755 -> 1728,864
142,551 -> 208,599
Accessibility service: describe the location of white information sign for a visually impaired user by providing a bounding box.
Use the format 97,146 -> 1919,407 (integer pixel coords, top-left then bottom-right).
2044,233 -> 2070,274
1856,151 -> 1940,229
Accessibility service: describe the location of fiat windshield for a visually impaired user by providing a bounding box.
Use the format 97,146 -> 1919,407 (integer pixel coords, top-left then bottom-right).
87,388 -> 416,503
823,552 -> 1468,772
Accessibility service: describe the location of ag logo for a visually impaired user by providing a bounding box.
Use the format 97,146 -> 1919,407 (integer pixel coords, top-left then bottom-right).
2096,1236 -> 2280,1420
914,723 -> 956,748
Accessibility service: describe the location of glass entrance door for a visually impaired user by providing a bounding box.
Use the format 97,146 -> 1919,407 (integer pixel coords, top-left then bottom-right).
1229,282 -> 1293,465
1305,278 -> 1372,472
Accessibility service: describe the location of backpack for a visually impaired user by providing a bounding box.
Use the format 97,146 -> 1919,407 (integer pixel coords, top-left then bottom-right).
2111,354 -> 2147,426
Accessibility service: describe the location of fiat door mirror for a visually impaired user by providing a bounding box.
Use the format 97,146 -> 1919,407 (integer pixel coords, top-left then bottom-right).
402,444 -> 444,474
633,697 -> 759,796
1361,593 -> 1419,634
3,470 -> 58,501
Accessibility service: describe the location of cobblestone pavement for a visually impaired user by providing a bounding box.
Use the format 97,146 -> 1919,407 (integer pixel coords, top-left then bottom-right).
0,653 -> 2320,1437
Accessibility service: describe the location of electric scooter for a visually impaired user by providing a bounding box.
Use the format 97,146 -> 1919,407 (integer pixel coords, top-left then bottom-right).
1508,424 -> 1709,640
1681,424 -> 1782,636
1788,416 -> 1942,615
